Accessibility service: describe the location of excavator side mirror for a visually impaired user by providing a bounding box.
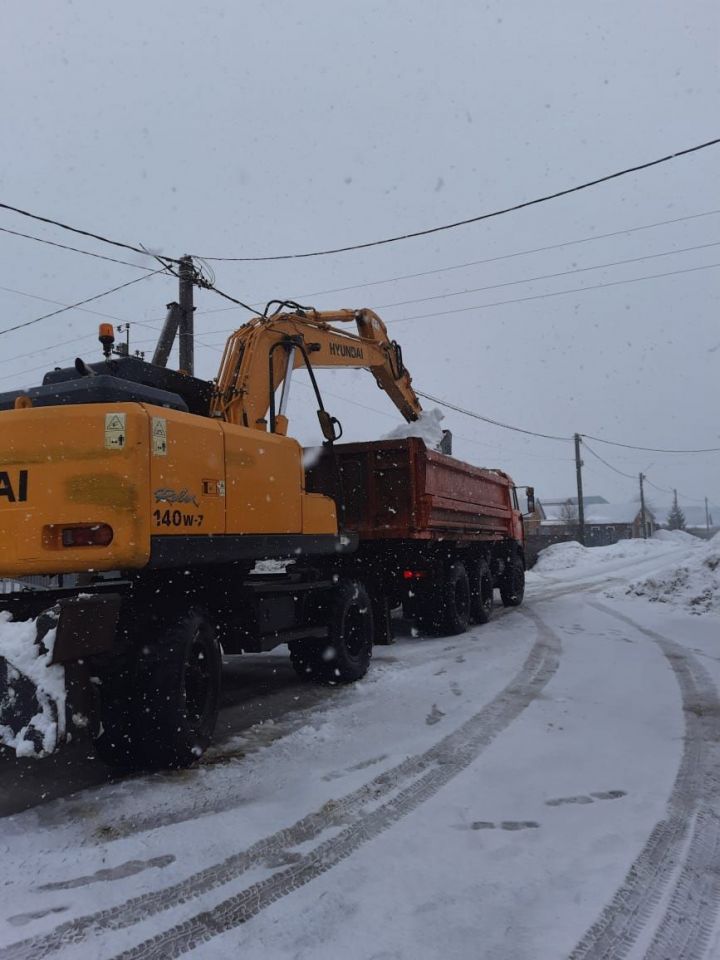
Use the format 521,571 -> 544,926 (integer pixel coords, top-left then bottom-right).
317,409 -> 343,443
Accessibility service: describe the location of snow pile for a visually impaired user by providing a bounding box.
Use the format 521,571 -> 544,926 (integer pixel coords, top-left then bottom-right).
381,407 -> 445,450
653,528 -> 699,545
532,540 -> 589,573
617,533 -> 720,615
0,611 -> 66,757
533,533 -> 706,578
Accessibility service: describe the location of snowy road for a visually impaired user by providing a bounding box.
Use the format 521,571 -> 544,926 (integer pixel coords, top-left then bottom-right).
0,534 -> 719,960
0,653 -> 348,819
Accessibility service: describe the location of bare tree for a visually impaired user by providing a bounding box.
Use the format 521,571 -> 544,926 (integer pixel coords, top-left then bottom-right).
559,498 -> 580,539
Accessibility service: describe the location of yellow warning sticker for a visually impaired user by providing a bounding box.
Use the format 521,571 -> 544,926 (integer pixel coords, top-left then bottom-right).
105,412 -> 126,450
152,416 -> 167,456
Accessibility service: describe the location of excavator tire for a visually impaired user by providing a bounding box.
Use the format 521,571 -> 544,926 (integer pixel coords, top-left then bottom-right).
133,609 -> 222,769
469,558 -> 494,625
92,656 -> 142,768
289,579 -> 373,684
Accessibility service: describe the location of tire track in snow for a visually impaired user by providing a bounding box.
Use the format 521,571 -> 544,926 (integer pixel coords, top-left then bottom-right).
569,603 -> 720,960
0,609 -> 560,960
44,607 -> 520,847
643,807 -> 720,960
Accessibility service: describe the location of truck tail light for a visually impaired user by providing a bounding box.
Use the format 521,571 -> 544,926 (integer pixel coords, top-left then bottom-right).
61,524 -> 114,548
403,569 -> 428,581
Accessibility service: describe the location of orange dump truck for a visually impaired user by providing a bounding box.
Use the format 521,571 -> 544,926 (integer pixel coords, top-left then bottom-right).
307,437 -> 527,634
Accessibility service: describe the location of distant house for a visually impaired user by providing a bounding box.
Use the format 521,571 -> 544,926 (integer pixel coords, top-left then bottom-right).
536,496 -> 656,546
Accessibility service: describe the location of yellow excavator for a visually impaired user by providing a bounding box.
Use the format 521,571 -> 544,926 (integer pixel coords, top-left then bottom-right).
0,295 -> 527,768
0,306 -> 422,765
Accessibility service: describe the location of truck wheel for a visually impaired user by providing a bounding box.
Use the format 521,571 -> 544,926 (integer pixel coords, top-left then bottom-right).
135,610 -> 222,768
500,557 -> 525,607
289,579 -> 373,683
440,562 -> 471,635
469,559 -> 494,624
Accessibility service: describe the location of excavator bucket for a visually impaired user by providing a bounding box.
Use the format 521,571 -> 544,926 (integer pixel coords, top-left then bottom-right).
0,608 -> 66,758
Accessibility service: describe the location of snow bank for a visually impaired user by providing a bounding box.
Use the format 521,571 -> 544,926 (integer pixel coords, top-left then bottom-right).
0,611 -> 65,757
532,541 -> 589,573
381,408 -> 445,450
615,533 -> 720,616
534,537 -> 669,574
653,528 -> 699,545
532,533 -> 703,578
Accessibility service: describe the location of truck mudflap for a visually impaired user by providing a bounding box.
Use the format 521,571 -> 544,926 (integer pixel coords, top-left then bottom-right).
0,591 -> 123,758
0,608 -> 66,757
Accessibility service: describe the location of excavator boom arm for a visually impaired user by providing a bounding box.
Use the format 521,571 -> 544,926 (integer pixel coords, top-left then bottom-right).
212,309 -> 422,431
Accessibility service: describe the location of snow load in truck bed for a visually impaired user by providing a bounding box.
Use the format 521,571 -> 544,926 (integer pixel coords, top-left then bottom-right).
381,408 -> 445,449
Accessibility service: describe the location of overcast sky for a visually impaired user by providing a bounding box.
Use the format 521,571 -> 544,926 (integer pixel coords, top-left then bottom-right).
1,0 -> 718,513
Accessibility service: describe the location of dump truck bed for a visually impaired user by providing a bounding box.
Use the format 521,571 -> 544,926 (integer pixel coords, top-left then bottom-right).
306,438 -> 516,542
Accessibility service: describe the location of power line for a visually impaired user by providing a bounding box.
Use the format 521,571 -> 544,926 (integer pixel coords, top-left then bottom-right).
277,210 -> 720,302
2,139 -> 717,274
643,477 -> 674,495
0,225 -> 157,272
4,257 -> 716,463
188,335 -> 573,460
199,283 -> 257,315
582,441 -> 638,479
191,258 -> 720,349
0,331 -> 165,385
388,261 -> 720,325
643,477 -> 708,504
581,432 -> 720,455
0,354 -> 79,385
0,269 -> 167,337
287,378 -> 575,461
0,201 -> 181,264
376,240 -> 720,311
0,331 -> 101,368
195,137 -> 720,261
0,282 -> 166,331
415,390 -> 571,442
0,300 -> 171,368
189,209 -> 720,317
409,393 -> 720,460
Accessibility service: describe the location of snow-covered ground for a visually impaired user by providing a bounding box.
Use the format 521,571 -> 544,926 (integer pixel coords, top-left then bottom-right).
0,534 -> 719,960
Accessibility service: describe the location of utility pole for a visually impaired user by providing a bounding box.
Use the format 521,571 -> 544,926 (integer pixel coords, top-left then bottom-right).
574,433 -> 586,545
706,496 -> 711,536
178,255 -> 195,376
639,472 -> 648,539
